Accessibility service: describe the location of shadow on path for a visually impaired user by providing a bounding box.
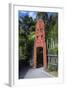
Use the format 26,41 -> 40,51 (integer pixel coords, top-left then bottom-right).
19,60 -> 31,79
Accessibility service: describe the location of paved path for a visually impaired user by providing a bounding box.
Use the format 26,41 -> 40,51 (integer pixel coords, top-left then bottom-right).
23,67 -> 52,79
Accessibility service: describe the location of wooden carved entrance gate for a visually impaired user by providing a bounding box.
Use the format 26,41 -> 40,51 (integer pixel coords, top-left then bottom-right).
33,19 -> 47,69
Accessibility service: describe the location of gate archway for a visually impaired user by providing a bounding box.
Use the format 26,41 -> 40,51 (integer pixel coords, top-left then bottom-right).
33,19 -> 47,69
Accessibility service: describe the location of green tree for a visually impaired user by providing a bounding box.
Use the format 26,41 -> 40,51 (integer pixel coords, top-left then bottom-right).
19,15 -> 35,61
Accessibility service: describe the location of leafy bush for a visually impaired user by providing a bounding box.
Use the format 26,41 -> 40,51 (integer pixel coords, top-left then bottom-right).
48,48 -> 58,55
48,64 -> 58,71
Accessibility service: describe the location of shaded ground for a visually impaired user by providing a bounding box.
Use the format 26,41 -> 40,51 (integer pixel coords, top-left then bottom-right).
24,67 -> 52,79
19,60 -> 52,79
19,60 -> 31,79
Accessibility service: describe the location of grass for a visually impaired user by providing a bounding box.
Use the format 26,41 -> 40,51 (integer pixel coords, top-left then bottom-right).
47,71 -> 58,77
46,64 -> 58,77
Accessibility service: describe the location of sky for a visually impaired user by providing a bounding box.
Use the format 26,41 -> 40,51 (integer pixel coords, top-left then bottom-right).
19,11 -> 37,20
19,11 -> 56,20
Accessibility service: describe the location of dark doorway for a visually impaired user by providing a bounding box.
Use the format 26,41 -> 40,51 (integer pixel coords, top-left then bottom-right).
36,47 -> 43,68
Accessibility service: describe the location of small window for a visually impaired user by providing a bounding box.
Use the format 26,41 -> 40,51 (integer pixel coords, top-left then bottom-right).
41,35 -> 43,38
37,36 -> 38,39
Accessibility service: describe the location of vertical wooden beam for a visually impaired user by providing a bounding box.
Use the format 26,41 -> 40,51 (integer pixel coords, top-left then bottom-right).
43,42 -> 47,69
33,44 -> 36,68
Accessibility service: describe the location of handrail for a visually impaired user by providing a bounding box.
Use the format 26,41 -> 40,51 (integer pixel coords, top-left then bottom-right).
47,54 -> 58,57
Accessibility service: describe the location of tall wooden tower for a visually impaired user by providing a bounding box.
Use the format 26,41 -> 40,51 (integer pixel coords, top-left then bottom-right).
33,19 -> 47,69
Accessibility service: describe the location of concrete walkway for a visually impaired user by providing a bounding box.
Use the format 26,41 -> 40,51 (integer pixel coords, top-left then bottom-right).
24,67 -> 52,78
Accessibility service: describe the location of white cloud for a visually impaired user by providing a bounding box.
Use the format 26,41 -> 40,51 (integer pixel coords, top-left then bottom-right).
28,12 -> 37,20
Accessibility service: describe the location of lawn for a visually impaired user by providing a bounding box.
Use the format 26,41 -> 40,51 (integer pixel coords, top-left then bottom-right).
47,71 -> 58,77
46,64 -> 58,77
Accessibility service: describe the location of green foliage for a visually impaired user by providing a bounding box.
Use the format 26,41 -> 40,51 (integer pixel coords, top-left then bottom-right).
28,32 -> 35,41
48,13 -> 58,41
48,64 -> 58,71
19,15 -> 35,61
48,48 -> 58,55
